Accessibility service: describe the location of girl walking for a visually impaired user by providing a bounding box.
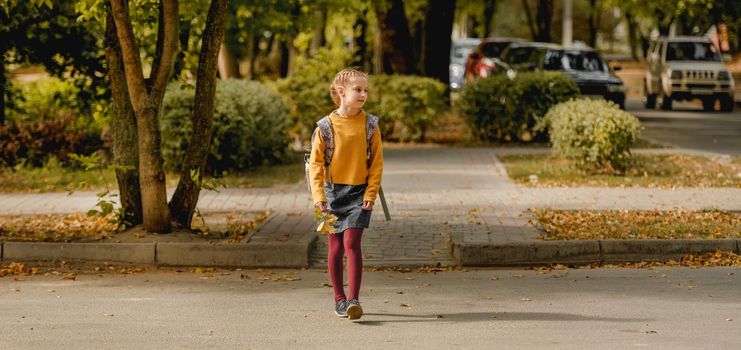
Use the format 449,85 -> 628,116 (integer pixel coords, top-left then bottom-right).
308,67 -> 383,320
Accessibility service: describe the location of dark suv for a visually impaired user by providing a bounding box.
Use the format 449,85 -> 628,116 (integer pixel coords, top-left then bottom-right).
501,42 -> 626,108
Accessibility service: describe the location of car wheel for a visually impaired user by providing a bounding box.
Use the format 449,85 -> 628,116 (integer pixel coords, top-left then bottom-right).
659,89 -> 672,111
645,94 -> 656,109
720,95 -> 734,113
701,98 -> 715,112
644,81 -> 656,109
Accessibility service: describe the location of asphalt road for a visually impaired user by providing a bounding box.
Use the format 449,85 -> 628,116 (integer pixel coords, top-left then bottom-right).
626,98 -> 741,155
1,266 -> 739,349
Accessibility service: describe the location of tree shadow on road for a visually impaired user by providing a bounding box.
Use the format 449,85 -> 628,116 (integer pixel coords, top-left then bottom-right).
353,312 -> 650,326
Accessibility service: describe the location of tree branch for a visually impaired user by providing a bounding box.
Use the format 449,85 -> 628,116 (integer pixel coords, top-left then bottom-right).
151,0 -> 165,89
151,0 -> 179,98
109,0 -> 148,111
521,0 -> 536,41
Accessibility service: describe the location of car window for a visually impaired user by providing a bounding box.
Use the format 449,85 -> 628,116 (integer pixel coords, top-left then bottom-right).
480,42 -> 511,58
503,47 -> 537,64
452,43 -> 478,59
542,50 -> 564,70
563,51 -> 606,72
666,42 -> 721,62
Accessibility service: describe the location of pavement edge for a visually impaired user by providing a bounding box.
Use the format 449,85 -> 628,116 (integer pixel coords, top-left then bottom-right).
2,242 -> 155,264
454,238 -> 740,266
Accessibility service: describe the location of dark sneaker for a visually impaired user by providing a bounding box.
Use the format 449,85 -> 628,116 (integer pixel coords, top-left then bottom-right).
346,299 -> 363,320
335,299 -> 348,317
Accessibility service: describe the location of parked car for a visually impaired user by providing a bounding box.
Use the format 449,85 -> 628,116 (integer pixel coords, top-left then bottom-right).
500,42 -> 627,109
449,38 -> 481,90
644,36 -> 734,112
464,37 -> 524,82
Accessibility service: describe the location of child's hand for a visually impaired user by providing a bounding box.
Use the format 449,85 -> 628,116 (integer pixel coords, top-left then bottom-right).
315,201 -> 329,213
361,201 -> 374,211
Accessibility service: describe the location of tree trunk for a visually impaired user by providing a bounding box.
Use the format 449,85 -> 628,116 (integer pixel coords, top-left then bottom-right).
535,0 -> 553,42
110,0 -> 179,233
587,0 -> 598,48
217,43 -> 240,79
521,0 -> 536,40
0,52 -> 5,125
351,12 -> 369,69
423,0 -> 455,85
244,33 -> 256,79
168,0 -> 229,228
174,20 -> 191,78
412,17 -> 424,74
625,12 -> 639,60
310,8 -> 327,55
105,3 -> 142,226
279,36 -> 290,77
375,0 -> 415,74
483,0 -> 496,37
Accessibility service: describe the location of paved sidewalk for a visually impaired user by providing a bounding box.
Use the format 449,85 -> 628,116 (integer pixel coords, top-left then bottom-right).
1,147 -> 740,267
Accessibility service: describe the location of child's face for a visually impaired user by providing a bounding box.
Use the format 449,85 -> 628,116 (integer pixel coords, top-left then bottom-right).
339,76 -> 368,110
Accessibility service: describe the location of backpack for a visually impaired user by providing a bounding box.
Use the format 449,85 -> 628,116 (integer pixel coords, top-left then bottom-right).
304,112 -> 379,193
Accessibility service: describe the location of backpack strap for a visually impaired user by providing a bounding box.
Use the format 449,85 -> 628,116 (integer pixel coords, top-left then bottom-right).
365,113 -> 379,163
315,116 -> 334,166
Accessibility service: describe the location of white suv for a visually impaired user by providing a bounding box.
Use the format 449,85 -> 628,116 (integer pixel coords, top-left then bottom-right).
644,36 -> 734,112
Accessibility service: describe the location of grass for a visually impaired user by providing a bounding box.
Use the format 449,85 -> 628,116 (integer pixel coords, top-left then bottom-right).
0,154 -> 304,193
532,209 -> 741,240
499,153 -> 741,188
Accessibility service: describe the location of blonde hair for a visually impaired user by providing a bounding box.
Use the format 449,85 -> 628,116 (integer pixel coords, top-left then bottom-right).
329,67 -> 368,107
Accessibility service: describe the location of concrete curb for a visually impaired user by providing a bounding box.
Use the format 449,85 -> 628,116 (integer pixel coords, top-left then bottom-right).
156,240 -> 311,268
454,239 -> 741,267
1,237 -> 738,268
2,242 -> 155,264
453,240 -> 601,266
600,239 -> 738,263
0,232 -> 317,268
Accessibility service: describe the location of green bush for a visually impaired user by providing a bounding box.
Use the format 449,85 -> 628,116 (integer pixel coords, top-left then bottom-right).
7,78 -> 109,135
365,75 -> 447,142
161,79 -> 292,173
457,71 -> 580,142
542,98 -> 641,171
0,116 -> 100,167
273,48 -> 351,140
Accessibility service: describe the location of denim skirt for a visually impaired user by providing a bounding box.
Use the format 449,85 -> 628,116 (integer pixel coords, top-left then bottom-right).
324,183 -> 372,233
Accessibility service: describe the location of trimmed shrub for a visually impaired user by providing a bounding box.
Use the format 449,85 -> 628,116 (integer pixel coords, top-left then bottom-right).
542,98 -> 641,171
0,116 -> 99,167
273,49 -> 446,143
273,48 -> 350,140
365,75 -> 447,142
457,71 -> 580,142
161,79 -> 292,173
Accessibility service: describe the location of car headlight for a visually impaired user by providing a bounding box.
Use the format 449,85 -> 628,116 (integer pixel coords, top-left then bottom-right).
450,64 -> 463,77
718,71 -> 731,80
670,70 -> 682,79
607,84 -> 625,93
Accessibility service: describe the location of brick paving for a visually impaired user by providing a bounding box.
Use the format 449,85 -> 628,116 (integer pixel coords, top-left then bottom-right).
2,147 -> 740,267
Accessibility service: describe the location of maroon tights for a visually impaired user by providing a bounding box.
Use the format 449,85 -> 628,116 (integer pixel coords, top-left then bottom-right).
327,228 -> 364,302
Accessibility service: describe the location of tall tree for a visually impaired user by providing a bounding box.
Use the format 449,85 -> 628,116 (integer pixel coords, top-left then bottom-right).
587,0 -> 600,48
168,0 -> 229,227
375,0 -> 415,74
522,0 -> 553,42
105,2 -> 142,226
423,0 -> 455,85
109,0 -> 179,232
483,0 -> 496,37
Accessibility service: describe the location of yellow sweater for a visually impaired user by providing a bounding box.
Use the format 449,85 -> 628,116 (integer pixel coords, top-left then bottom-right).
309,111 -> 383,205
